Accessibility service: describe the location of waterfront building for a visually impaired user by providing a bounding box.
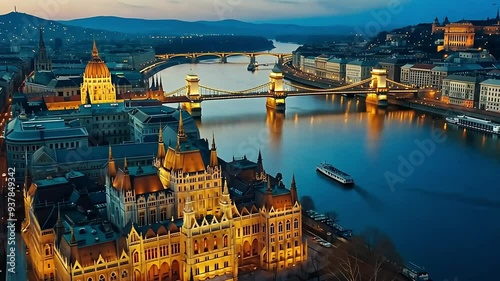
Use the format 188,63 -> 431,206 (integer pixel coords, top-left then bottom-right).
22,114 -> 307,281
346,60 -> 377,84
325,58 -> 347,82
400,63 -> 485,88
479,79 -> 500,112
314,55 -> 329,78
302,56 -> 316,74
441,75 -> 485,108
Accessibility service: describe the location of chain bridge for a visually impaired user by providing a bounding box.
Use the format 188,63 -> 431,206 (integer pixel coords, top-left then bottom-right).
160,65 -> 418,117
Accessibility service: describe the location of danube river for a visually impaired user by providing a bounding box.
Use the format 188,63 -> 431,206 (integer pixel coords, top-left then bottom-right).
158,41 -> 500,281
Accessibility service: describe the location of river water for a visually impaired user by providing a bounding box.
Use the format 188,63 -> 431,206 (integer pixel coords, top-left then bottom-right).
157,41 -> 500,281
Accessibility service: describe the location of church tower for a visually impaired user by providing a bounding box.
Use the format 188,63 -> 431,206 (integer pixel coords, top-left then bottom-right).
80,40 -> 117,105
34,26 -> 52,71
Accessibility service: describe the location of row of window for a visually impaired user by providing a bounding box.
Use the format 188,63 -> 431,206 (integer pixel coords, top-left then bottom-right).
193,235 -> 229,254
270,240 -> 300,252
79,270 -> 125,281
194,261 -> 229,275
134,243 -> 180,262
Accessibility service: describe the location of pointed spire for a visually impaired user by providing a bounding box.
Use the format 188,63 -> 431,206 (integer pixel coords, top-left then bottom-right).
56,204 -> 62,226
290,173 -> 298,204
176,108 -> 187,150
496,7 -> 499,20
123,157 -> 129,173
109,145 -> 113,160
92,39 -> 99,59
159,76 -> 164,91
39,25 -> 45,49
223,178 -> 229,195
256,148 -> 264,175
108,145 -> 116,178
151,76 -> 156,90
209,132 -> 219,167
159,123 -> 163,143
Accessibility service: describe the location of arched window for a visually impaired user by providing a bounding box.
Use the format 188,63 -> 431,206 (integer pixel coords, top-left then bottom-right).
110,272 -> 117,281
270,223 -> 275,234
99,275 -> 105,281
88,278 -> 93,281
294,218 -> 299,229
133,251 -> 139,263
286,220 -> 291,232
122,270 -> 128,278
278,222 -> 283,233
223,235 -> 228,247
194,240 -> 198,254
204,238 -> 208,252
213,236 -> 217,249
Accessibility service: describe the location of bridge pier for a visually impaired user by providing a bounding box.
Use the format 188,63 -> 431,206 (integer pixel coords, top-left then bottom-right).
191,56 -> 197,64
267,64 -> 286,112
367,65 -> 389,107
219,56 -> 227,63
184,73 -> 202,117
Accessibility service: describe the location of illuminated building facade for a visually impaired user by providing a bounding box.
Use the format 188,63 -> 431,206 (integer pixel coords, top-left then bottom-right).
80,41 -> 117,105
22,113 -> 307,281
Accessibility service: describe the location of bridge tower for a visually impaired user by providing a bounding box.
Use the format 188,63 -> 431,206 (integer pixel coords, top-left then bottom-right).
368,64 -> 389,107
249,54 -> 256,65
219,54 -> 227,63
277,54 -> 284,65
183,73 -> 202,117
267,64 -> 286,111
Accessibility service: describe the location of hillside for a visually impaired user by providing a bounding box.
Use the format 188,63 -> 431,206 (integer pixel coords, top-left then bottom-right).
60,16 -> 355,38
0,12 -> 139,44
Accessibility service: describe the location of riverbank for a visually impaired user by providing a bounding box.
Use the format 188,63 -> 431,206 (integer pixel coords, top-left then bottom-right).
282,63 -> 500,123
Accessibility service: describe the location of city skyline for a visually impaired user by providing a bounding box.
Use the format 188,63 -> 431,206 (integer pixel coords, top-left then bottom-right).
2,0 -> 499,26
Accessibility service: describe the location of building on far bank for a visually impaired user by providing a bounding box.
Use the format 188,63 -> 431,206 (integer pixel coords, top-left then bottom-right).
325,58 -> 347,82
346,60 -> 377,84
441,75 -> 485,108
479,79 -> 500,112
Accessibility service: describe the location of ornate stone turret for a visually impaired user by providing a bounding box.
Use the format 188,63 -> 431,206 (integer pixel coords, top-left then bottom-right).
256,149 -> 265,181
443,16 -> 450,25
209,132 -> 219,167
220,179 -> 232,218
182,195 -> 195,229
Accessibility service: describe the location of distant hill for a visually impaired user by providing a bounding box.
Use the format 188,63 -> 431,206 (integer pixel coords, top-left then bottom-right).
0,12 -> 140,44
60,16 -> 356,38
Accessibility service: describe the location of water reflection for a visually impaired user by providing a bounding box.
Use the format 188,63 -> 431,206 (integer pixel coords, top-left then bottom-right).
265,108 -> 284,148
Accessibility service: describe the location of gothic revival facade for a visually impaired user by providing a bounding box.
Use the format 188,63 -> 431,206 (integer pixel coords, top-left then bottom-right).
22,112 -> 307,281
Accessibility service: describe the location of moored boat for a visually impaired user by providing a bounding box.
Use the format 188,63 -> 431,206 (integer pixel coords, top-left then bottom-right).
445,115 -> 500,134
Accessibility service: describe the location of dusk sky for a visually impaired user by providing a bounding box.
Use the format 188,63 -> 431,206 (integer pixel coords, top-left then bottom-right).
1,0 -> 498,26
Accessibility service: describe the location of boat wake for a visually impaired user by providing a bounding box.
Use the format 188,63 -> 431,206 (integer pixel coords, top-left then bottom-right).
405,188 -> 500,209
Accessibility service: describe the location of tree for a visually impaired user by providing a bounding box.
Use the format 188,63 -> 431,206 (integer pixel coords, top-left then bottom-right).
324,228 -> 402,281
300,196 -> 316,211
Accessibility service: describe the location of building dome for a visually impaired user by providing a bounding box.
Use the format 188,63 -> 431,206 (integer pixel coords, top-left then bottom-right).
84,41 -> 110,78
